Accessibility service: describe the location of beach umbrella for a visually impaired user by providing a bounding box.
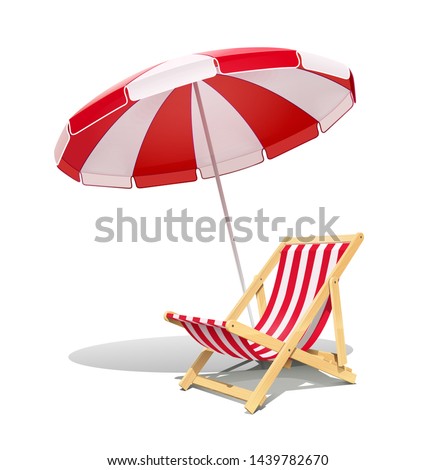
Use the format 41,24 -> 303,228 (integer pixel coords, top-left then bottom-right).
55,47 -> 355,324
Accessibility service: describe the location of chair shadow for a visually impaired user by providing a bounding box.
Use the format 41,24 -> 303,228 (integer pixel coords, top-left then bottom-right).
69,336 -> 354,409
184,359 -> 352,412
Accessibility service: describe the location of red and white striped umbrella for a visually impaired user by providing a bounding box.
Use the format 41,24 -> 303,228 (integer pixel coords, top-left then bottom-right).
55,47 -> 355,325
55,47 -> 355,188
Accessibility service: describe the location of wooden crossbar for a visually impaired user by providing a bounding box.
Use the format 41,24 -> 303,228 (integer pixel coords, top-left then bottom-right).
192,376 -> 267,407
293,349 -> 356,383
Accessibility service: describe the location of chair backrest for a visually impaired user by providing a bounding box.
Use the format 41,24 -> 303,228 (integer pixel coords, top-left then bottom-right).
255,240 -> 350,351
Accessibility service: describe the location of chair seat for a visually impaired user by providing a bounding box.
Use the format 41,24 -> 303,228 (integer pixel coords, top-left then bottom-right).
167,313 -> 279,361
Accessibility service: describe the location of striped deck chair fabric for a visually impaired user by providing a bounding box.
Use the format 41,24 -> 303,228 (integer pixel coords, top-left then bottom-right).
167,241 -> 348,361
165,233 -> 363,413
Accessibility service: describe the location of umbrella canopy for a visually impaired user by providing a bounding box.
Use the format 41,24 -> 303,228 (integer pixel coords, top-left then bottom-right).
55,47 -> 355,188
55,47 -> 356,326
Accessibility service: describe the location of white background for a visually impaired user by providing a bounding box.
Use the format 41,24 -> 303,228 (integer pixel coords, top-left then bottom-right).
2,1 -> 435,469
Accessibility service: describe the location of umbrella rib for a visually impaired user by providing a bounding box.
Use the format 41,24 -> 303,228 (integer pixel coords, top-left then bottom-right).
193,82 -> 255,327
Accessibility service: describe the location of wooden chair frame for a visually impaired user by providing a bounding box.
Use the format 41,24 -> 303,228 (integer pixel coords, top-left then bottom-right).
165,233 -> 363,413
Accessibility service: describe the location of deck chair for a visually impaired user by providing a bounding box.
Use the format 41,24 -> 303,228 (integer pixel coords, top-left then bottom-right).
164,233 -> 363,413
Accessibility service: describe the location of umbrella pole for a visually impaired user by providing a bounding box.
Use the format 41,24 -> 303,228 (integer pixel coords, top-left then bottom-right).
193,83 -> 255,327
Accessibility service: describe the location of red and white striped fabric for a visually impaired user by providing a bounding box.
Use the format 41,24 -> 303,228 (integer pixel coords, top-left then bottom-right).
55,47 -> 355,188
167,241 -> 349,361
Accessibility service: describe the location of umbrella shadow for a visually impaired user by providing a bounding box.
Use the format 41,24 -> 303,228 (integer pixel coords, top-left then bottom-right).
69,336 -> 354,408
69,336 -> 247,373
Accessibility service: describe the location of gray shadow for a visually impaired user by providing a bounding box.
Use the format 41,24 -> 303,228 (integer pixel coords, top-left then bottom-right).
182,360 -> 352,413
69,335 -> 352,373
69,336 -> 228,373
69,336 -> 354,411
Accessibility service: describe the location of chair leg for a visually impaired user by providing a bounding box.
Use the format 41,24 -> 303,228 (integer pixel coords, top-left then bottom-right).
179,349 -> 213,390
329,277 -> 347,367
245,348 -> 291,414
293,348 -> 356,384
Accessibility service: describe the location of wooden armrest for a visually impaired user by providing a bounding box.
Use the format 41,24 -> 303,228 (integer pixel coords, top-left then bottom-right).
225,321 -> 283,352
